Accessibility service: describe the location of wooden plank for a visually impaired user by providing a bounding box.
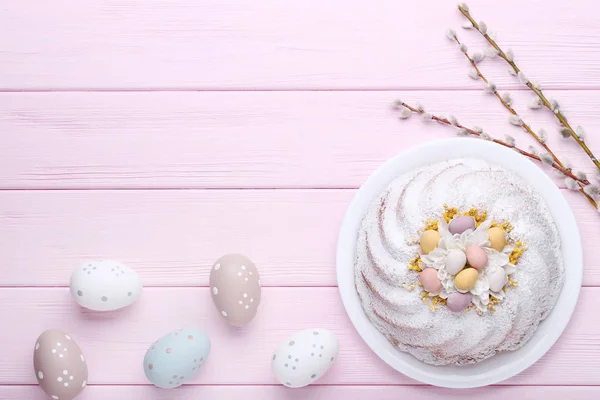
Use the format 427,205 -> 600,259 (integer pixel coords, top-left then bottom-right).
0,287 -> 598,385
1,90 -> 599,189
1,385 -> 598,400
0,189 -> 597,287
0,0 -> 598,89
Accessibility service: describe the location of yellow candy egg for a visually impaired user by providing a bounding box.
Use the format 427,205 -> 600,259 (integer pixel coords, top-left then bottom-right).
420,230 -> 441,254
488,227 -> 506,252
454,268 -> 479,292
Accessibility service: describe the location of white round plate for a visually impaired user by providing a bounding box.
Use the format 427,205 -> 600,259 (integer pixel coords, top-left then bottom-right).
336,138 -> 582,388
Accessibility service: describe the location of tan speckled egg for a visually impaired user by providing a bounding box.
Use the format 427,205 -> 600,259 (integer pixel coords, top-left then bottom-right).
209,254 -> 262,326
488,227 -> 506,251
33,329 -> 88,400
420,230 -> 441,254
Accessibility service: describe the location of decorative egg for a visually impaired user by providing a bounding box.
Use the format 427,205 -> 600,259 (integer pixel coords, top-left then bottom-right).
447,292 -> 472,312
143,328 -> 210,389
419,267 -> 442,293
448,216 -> 476,235
465,246 -> 488,270
70,260 -> 142,312
487,265 -> 508,292
420,230 -> 441,254
33,329 -> 88,400
488,227 -> 506,251
272,328 -> 339,388
454,268 -> 479,292
209,254 -> 262,326
445,249 -> 467,275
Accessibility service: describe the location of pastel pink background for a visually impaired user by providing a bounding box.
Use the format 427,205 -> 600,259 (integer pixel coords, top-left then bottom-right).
1,0 -> 599,398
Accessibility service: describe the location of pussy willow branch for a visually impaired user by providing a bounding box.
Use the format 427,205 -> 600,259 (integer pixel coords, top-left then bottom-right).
458,3 -> 600,173
450,36 -> 589,184
398,102 -> 598,208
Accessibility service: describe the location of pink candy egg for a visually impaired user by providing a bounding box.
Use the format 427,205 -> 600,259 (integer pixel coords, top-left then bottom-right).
448,216 -> 476,235
419,268 -> 442,293
465,246 -> 488,270
447,292 -> 472,312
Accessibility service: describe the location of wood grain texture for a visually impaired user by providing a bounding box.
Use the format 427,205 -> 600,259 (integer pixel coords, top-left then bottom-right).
1,385 -> 598,400
1,90 -> 599,189
0,0 -> 599,90
1,287 -> 598,385
0,189 -> 597,287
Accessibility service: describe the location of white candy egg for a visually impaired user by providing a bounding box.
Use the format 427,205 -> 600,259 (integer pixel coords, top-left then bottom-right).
143,328 -> 210,389
487,265 -> 508,292
70,260 -> 142,311
445,249 -> 467,275
271,328 -> 339,388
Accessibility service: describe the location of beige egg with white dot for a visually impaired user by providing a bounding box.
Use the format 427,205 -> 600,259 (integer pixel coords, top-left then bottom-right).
33,330 -> 88,400
209,254 -> 261,326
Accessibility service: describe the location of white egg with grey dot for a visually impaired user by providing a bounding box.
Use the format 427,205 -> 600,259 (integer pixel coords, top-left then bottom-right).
271,328 -> 339,388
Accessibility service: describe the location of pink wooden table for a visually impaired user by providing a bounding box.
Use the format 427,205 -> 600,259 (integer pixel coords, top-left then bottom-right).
1,0 -> 599,398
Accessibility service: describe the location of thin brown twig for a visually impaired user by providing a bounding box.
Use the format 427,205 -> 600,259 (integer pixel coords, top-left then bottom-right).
458,4 -> 600,173
450,36 -> 591,185
398,102 -> 598,208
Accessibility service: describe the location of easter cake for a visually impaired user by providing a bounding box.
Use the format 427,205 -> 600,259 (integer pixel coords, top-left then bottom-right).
354,158 -> 564,365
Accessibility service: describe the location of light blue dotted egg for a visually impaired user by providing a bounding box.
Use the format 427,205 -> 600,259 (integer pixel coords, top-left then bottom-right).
143,328 -> 210,389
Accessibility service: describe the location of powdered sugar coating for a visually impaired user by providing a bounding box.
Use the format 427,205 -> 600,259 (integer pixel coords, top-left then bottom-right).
354,158 -> 564,365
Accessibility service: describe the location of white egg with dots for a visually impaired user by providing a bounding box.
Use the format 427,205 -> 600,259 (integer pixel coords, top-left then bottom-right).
271,328 -> 339,388
70,260 -> 142,311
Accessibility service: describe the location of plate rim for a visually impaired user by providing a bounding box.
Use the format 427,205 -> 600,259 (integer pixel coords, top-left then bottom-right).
336,138 -> 583,388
